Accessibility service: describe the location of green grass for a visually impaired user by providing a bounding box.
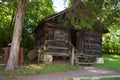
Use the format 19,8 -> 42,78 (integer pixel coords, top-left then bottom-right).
0,63 -> 78,77
100,77 -> 120,80
17,63 -> 78,75
95,54 -> 120,72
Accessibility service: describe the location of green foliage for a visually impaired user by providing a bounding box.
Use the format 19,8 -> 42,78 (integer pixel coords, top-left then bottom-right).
68,0 -> 120,30
0,0 -> 55,49
0,1 -> 16,48
21,0 -> 55,49
68,1 -> 98,29
95,54 -> 120,71
69,0 -> 120,53
102,24 -> 120,54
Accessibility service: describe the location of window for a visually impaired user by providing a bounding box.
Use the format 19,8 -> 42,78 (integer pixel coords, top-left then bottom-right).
54,30 -> 64,40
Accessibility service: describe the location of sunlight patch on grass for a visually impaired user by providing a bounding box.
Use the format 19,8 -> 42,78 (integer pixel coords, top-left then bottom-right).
0,64 -> 5,67
108,58 -> 117,61
29,64 -> 44,70
95,54 -> 120,72
112,55 -> 120,58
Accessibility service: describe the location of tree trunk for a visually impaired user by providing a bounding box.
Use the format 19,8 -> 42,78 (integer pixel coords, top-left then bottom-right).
5,0 -> 28,71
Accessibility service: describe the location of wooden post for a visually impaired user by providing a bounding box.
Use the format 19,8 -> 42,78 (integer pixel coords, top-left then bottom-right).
19,47 -> 24,66
71,47 -> 75,65
4,47 -> 9,64
37,48 -> 41,63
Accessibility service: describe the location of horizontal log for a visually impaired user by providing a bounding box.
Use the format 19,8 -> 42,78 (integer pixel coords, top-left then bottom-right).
47,45 -> 69,50
84,48 -> 100,50
84,43 -> 100,47
85,54 -> 100,57
75,54 -> 85,56
46,43 -> 68,47
84,49 -> 101,52
45,40 -> 68,43
45,23 -> 69,30
45,52 -> 70,57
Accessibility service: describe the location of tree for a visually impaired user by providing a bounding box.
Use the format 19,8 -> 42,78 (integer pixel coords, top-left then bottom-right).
0,0 -> 55,50
0,1 -> 17,49
102,24 -> 120,54
68,0 -> 120,29
5,0 -> 28,71
4,0 -> 55,71
22,0 -> 55,49
68,0 -> 120,54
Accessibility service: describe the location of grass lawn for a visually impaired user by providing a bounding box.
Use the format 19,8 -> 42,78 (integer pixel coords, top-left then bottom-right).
94,54 -> 120,72
100,77 -> 120,80
0,62 -> 78,77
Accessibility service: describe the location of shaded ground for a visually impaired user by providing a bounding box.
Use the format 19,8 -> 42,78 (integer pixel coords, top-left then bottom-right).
1,66 -> 120,80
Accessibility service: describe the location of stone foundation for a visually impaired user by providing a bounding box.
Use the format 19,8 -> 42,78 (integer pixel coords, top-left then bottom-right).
43,55 -> 53,63
96,57 -> 104,64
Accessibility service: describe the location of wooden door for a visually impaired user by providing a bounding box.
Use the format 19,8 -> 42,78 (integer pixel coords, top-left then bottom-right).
76,31 -> 84,54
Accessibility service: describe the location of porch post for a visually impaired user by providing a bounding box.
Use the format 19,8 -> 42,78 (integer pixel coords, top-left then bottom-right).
71,47 -> 75,65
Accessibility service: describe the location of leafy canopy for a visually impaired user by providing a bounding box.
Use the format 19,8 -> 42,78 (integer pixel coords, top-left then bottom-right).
68,0 -> 120,29
0,0 -> 119,51
0,0 -> 55,49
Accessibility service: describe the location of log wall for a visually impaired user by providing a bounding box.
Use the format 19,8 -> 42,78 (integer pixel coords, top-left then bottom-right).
34,25 -> 102,58
45,27 -> 70,56
34,24 -> 70,57
34,26 -> 45,49
83,30 -> 102,57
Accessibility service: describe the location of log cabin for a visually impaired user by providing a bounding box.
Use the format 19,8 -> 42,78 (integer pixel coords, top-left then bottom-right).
33,4 -> 108,65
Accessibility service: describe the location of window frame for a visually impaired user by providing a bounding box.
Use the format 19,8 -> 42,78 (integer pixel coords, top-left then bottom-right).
54,30 -> 65,40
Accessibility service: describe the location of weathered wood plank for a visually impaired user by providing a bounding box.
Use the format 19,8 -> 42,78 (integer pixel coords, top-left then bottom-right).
47,45 -> 69,50
84,49 -> 101,52
76,62 -> 94,65
46,23 -> 69,30
45,52 -> 70,56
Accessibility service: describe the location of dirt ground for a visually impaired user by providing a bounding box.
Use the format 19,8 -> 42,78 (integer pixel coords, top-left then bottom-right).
1,66 -> 120,80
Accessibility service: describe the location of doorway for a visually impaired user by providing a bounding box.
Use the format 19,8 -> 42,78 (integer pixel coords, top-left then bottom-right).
71,30 -> 77,49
